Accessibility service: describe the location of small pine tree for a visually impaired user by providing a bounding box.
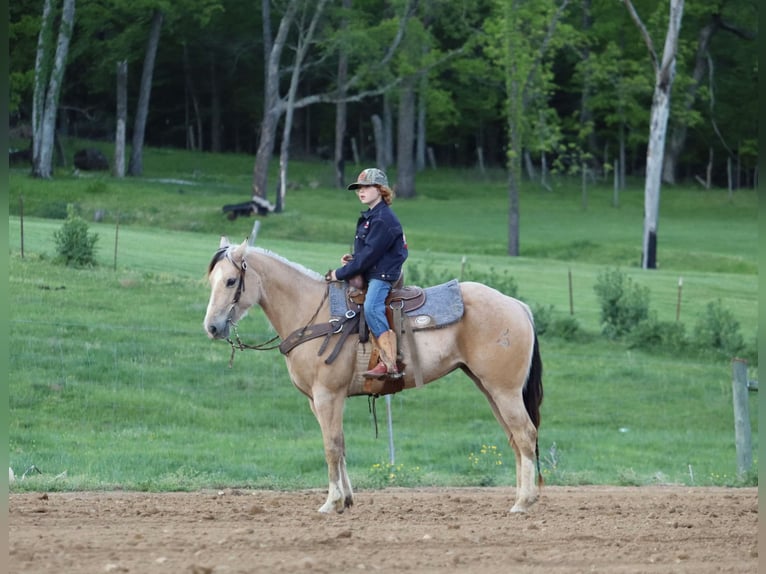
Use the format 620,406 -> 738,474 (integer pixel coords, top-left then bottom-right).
54,204 -> 99,267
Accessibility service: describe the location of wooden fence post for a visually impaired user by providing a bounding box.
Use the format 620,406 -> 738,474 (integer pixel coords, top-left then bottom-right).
731,358 -> 752,476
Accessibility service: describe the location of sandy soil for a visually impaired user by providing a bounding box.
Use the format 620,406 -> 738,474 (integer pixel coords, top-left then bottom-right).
9,486 -> 758,573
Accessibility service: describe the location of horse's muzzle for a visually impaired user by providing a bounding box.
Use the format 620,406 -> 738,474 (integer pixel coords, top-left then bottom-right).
206,321 -> 230,339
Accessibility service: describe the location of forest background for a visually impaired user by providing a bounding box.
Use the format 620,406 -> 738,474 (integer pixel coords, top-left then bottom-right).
10,0 -> 758,198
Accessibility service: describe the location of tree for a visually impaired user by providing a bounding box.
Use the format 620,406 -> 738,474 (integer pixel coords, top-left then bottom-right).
492,0 -> 571,256
623,0 -> 684,269
333,0 -> 352,189
662,6 -> 756,184
251,0 -> 415,203
32,0 -> 76,179
127,9 -> 163,177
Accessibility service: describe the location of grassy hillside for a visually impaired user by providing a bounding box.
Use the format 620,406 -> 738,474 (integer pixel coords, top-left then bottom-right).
8,142 -> 758,491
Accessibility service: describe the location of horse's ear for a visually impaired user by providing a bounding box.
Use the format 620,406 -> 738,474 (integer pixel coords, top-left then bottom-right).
219,236 -> 230,249
230,238 -> 248,262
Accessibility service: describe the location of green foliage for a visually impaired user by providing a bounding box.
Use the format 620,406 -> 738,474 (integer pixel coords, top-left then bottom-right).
467,444 -> 504,486
627,316 -> 687,353
593,268 -> 650,338
693,300 -> 745,358
366,462 -> 423,488
53,204 -> 99,267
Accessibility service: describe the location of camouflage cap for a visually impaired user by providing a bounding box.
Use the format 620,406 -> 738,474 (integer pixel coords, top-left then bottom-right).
347,168 -> 388,190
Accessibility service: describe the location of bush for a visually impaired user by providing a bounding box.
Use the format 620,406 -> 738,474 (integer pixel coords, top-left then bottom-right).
693,299 -> 745,358
549,315 -> 584,340
627,315 -> 687,352
53,204 -> 99,267
593,268 -> 650,338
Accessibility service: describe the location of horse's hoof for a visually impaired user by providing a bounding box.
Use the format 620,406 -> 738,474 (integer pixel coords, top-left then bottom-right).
510,495 -> 538,513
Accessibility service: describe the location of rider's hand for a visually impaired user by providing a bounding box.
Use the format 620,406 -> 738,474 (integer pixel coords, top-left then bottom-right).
341,253 -> 353,265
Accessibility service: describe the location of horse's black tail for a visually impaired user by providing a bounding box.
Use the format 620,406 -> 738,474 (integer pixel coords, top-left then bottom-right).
522,333 -> 544,486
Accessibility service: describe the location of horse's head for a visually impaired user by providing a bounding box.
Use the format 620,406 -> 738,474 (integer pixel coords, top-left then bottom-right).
203,236 -> 258,339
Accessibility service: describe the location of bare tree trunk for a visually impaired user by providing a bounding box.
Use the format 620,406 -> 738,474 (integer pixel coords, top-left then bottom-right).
523,149 -> 535,180
383,95 -> 394,168
396,78 -> 417,198
624,0 -> 684,269
128,9 -> 164,177
371,114 -> 385,169
32,0 -> 76,179
277,0 -> 329,212
619,123 -> 626,189
32,0 -> 54,175
416,75 -> 427,171
252,0 -> 297,198
579,0 -> 598,158
210,57 -> 222,152
333,0 -> 351,188
662,19 -> 716,184
114,60 -> 127,177
182,42 -> 203,151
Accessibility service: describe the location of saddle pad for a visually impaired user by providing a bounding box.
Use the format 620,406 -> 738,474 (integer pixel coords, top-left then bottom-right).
329,278 -> 464,329
329,282 -> 349,318
408,278 -> 463,330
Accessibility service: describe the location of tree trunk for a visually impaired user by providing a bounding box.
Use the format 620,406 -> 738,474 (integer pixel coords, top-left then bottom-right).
252,0 -> 297,198
210,57 -> 222,153
396,78 -> 417,198
371,114 -> 385,169
624,0 -> 684,269
32,0 -> 76,179
383,95 -> 394,168
416,74 -> 427,171
114,60 -> 127,177
579,0 -> 598,158
128,9 -> 164,177
182,42 -> 203,151
276,0 -> 328,212
333,0 -> 351,188
662,17 -> 717,184
32,0 -> 54,176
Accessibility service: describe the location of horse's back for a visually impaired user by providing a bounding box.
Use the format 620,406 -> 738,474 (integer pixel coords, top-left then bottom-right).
458,281 -> 535,339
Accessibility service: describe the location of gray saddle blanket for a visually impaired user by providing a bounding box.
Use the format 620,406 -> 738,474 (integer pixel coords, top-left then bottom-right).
329,278 -> 464,330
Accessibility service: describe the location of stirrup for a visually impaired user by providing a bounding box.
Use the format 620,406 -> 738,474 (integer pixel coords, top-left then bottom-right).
363,362 -> 390,379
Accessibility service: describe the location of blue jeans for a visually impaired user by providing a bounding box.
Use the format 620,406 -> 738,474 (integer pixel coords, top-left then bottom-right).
365,278 -> 392,338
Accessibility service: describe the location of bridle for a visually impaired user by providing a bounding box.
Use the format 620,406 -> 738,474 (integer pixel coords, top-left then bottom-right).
223,254 -> 281,365
220,251 -> 330,368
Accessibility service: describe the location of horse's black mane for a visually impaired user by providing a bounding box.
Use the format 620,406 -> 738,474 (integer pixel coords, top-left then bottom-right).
207,245 -> 324,281
207,247 -> 229,276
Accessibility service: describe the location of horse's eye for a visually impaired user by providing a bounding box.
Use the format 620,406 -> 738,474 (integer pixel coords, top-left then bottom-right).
226,278 -> 237,288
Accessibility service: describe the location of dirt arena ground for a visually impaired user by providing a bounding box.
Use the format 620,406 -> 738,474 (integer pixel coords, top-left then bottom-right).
9,486 -> 758,573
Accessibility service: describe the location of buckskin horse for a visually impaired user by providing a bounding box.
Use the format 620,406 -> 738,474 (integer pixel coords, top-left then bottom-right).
203,237 -> 544,514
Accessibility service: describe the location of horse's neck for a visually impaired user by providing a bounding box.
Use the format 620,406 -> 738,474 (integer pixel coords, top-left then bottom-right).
247,250 -> 326,337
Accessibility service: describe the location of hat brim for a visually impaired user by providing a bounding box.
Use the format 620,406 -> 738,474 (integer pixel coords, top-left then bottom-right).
347,182 -> 377,190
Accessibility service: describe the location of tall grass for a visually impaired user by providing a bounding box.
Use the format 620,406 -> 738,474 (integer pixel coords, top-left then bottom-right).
8,142 -> 758,491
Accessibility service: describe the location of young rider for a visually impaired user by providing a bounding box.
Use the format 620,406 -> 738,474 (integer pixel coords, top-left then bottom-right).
326,168 -> 408,378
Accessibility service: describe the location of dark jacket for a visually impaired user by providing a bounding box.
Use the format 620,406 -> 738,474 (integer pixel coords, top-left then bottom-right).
335,201 -> 408,283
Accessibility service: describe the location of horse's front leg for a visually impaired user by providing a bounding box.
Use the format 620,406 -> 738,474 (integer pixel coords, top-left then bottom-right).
309,393 -> 353,514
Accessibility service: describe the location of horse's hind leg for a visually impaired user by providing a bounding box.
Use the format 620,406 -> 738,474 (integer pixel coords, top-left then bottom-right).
309,394 -> 353,514
476,386 -> 539,513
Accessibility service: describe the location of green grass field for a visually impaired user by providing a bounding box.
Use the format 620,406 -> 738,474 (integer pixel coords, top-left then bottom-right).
8,143 -> 758,492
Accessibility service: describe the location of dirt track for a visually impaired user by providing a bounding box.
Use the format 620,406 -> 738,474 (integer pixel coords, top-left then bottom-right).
9,486 -> 758,573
